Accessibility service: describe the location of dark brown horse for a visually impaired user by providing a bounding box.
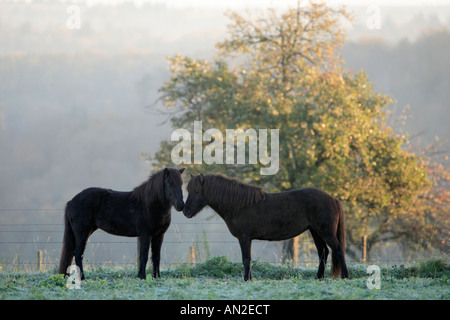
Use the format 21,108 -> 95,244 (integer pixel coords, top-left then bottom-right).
59,168 -> 185,280
183,173 -> 349,281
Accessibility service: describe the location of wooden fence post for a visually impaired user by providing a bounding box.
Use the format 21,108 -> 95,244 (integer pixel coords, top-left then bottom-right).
189,246 -> 196,265
136,240 -> 140,270
293,236 -> 299,267
37,250 -> 43,272
362,235 -> 367,263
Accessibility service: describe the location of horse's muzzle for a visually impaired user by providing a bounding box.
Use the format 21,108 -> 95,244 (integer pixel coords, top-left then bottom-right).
182,207 -> 193,218
174,201 -> 184,212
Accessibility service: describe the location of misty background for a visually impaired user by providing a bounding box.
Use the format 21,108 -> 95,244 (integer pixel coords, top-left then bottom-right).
0,0 -> 449,268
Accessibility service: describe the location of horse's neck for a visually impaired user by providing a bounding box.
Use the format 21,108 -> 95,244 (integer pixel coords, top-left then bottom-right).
203,180 -> 262,218
205,194 -> 233,220
147,196 -> 170,212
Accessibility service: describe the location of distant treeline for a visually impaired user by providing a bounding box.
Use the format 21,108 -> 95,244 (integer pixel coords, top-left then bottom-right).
343,30 -> 450,147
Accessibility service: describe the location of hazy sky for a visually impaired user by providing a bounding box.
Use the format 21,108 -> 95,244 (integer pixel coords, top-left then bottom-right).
2,0 -> 450,6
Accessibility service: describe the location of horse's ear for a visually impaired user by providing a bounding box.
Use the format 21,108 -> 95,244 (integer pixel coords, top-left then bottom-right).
179,168 -> 185,174
190,173 -> 193,178
164,168 -> 169,177
199,173 -> 204,184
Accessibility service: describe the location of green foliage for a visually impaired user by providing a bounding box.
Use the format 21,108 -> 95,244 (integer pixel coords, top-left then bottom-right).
251,260 -> 305,280
411,257 -> 450,278
150,3 -> 438,255
1,258 -> 449,300
168,256 -> 242,278
165,256 -> 450,281
39,274 -> 66,288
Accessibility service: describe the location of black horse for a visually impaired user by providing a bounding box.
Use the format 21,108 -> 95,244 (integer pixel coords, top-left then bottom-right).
183,173 -> 349,281
59,168 -> 185,280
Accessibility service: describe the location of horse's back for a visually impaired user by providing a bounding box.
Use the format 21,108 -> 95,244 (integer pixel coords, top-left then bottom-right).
67,187 -> 140,235
289,187 -> 340,218
68,187 -> 110,211
264,187 -> 334,209
297,187 -> 337,204
234,186 -> 339,240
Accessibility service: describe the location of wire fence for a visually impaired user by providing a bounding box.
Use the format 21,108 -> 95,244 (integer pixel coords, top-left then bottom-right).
0,207 -> 446,271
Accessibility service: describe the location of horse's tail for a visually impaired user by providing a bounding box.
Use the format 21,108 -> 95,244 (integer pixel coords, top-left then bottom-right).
59,202 -> 75,275
331,199 -> 346,278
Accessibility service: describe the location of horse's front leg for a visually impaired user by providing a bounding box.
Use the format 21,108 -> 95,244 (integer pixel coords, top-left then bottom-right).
151,234 -> 164,278
238,236 -> 252,281
137,236 -> 150,279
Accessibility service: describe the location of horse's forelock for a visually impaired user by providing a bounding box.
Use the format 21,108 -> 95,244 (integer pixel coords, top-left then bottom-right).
167,168 -> 183,187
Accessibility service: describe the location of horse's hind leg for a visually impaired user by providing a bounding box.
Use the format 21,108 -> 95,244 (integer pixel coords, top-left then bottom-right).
72,225 -> 96,280
74,235 -> 89,280
321,235 -> 349,279
310,228 -> 329,279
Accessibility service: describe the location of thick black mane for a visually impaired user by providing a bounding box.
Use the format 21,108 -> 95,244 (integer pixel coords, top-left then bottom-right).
188,173 -> 266,213
132,168 -> 182,207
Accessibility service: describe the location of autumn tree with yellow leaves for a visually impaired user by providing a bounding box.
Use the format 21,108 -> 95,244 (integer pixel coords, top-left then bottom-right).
149,3 -> 448,259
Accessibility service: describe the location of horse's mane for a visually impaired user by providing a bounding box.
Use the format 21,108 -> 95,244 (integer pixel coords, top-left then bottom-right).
189,174 -> 266,214
132,168 -> 181,207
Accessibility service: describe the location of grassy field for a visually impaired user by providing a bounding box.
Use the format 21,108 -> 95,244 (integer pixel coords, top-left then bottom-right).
0,256 -> 448,300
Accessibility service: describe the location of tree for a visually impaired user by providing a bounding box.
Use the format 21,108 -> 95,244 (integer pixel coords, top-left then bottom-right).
149,2 -> 438,260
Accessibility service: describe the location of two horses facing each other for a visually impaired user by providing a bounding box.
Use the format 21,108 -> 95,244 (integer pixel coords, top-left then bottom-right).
59,168 -> 349,281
